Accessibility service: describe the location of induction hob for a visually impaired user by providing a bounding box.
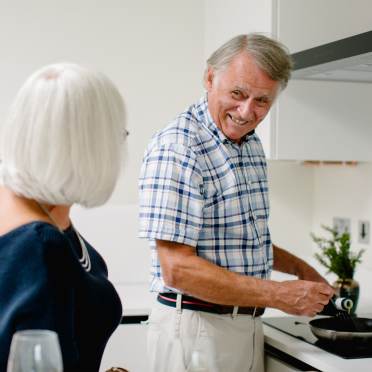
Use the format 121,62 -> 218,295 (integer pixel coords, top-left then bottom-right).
263,315 -> 372,359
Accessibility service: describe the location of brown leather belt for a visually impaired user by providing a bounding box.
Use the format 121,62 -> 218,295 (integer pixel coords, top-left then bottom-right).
158,293 -> 265,317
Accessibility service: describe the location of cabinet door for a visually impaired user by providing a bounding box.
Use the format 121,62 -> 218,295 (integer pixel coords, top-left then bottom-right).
265,354 -> 303,371
277,0 -> 372,52
274,79 -> 372,161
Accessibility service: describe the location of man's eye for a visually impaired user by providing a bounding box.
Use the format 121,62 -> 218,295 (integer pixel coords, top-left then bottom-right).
256,97 -> 269,107
232,90 -> 242,98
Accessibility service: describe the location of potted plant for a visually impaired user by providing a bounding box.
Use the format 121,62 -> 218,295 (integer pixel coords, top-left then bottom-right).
311,225 -> 364,314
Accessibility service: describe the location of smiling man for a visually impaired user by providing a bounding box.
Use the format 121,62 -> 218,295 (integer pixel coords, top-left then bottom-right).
139,34 -> 333,372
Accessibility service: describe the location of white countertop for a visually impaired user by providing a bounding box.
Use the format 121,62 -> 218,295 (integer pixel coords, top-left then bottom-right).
263,320 -> 372,372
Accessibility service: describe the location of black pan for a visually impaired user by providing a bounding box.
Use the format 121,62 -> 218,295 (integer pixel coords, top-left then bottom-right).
309,317 -> 372,342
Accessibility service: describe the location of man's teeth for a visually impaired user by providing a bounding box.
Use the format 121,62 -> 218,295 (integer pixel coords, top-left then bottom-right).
230,116 -> 246,125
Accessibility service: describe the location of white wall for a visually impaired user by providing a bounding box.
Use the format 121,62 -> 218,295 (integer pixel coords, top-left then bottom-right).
267,161 -> 314,256
0,0 -> 205,205
267,161 -> 372,270
204,0 -> 274,60
312,163 -> 372,271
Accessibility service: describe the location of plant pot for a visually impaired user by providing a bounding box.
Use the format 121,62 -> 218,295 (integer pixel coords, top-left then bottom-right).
332,278 -> 359,314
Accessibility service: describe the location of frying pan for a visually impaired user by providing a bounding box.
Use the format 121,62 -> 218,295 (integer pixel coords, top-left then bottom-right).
309,317 -> 372,342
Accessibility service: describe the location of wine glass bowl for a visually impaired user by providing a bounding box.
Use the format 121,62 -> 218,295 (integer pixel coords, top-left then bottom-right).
7,329 -> 63,372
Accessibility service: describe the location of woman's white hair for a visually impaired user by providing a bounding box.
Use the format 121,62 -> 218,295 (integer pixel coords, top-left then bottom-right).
0,63 -> 126,207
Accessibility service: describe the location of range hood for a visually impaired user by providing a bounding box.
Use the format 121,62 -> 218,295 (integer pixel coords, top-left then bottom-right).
291,30 -> 372,82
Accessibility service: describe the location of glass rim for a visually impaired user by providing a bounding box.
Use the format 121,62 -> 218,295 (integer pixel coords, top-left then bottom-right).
12,329 -> 58,339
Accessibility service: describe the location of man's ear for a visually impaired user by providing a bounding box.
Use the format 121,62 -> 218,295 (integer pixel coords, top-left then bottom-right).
204,67 -> 215,91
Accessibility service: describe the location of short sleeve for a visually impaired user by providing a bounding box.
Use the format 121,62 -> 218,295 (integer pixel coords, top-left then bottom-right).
139,143 -> 204,247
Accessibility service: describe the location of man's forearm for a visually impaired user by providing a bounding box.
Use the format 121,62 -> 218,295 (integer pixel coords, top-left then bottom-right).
273,244 -> 304,276
157,240 -> 333,316
158,240 -> 274,307
273,244 -> 329,284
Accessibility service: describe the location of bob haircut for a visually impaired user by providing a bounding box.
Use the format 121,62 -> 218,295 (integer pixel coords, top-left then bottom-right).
0,63 -> 126,207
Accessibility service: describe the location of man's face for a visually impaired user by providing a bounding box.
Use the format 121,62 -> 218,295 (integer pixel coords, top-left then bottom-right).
205,52 -> 280,144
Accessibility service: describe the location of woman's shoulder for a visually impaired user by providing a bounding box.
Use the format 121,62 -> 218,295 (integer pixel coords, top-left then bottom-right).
0,221 -> 72,265
1,220 -> 61,245
0,222 -> 75,291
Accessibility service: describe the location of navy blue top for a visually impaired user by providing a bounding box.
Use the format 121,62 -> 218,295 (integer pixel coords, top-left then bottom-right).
0,221 -> 122,372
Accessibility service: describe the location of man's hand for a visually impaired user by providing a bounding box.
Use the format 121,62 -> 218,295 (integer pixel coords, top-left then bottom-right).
275,280 -> 334,317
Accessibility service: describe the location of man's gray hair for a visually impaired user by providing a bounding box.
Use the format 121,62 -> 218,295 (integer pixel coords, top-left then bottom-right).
0,63 -> 126,207
206,33 -> 293,90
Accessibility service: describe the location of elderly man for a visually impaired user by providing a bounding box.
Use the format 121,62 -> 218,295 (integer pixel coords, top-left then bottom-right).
139,34 -> 333,372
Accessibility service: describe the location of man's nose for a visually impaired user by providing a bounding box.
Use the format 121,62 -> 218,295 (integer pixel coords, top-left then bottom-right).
238,99 -> 254,119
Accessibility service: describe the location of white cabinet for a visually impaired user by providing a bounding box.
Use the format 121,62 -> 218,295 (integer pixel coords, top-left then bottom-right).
274,79 -> 372,161
277,0 -> 372,53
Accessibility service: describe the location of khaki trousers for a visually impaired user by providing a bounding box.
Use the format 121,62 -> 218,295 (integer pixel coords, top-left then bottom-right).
147,301 -> 264,372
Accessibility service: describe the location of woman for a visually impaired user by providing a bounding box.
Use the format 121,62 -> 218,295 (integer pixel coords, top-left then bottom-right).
0,63 -> 126,371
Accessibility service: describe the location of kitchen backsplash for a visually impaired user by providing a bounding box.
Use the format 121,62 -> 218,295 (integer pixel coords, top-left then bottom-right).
268,160 -> 372,271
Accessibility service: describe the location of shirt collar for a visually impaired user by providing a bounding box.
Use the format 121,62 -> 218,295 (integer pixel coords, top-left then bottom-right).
195,95 -> 255,145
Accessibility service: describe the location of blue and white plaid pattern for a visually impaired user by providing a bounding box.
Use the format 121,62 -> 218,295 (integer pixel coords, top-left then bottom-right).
139,96 -> 273,292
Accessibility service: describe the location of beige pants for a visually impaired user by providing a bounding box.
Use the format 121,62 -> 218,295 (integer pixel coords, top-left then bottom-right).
147,301 -> 264,372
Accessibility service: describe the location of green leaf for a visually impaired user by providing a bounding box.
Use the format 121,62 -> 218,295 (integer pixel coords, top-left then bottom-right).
310,225 -> 364,279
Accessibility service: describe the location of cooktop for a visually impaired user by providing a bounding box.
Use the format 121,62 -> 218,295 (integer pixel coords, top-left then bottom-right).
263,315 -> 372,359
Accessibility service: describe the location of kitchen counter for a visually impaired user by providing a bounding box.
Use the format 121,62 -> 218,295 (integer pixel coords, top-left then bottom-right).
263,320 -> 372,372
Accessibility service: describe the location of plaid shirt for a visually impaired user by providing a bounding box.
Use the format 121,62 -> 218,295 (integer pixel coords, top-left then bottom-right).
139,96 -> 273,292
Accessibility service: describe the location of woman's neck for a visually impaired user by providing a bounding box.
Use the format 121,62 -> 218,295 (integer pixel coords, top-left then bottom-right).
49,205 -> 72,230
0,186 -> 71,234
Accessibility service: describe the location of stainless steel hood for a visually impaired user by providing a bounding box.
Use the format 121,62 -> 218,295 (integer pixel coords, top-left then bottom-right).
291,30 -> 372,82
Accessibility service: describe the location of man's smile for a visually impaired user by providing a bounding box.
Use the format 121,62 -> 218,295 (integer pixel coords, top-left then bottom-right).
227,113 -> 250,126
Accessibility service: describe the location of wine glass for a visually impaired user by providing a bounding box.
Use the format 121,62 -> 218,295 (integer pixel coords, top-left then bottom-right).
7,329 -> 63,372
